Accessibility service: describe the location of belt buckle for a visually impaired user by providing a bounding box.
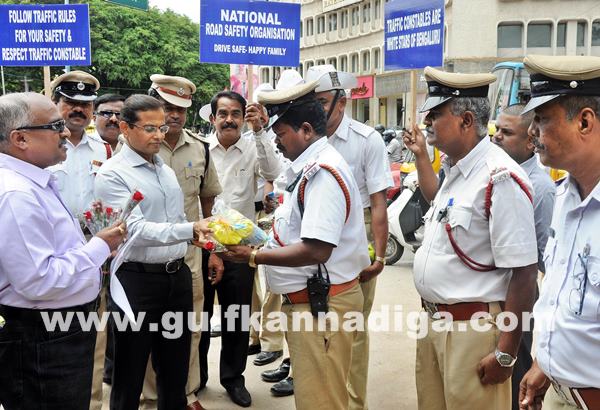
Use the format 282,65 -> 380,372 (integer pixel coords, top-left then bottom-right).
165,260 -> 179,274
423,300 -> 438,317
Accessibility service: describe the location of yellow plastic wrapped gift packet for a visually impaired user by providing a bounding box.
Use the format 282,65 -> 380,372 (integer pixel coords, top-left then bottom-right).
206,200 -> 269,248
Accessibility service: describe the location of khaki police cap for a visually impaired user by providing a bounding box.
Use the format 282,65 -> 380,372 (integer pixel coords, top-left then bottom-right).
421,66 -> 496,112
150,74 -> 196,108
522,55 -> 600,113
51,70 -> 100,102
258,80 -> 319,130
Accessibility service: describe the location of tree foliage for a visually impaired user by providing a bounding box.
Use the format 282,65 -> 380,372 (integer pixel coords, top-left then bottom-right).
0,0 -> 228,125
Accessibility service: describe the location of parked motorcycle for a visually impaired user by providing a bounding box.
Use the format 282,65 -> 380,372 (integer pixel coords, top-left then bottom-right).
386,170 -> 430,265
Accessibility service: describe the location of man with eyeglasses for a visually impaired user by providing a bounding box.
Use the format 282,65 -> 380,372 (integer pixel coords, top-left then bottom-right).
518,55 -> 600,410
94,94 -> 213,410
0,92 -> 127,409
93,93 -> 126,152
47,71 -> 112,219
140,75 -> 222,410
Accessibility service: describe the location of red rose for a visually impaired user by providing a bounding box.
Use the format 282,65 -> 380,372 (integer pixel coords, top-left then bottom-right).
132,191 -> 144,201
84,211 -> 92,220
203,241 -> 215,251
106,207 -> 113,216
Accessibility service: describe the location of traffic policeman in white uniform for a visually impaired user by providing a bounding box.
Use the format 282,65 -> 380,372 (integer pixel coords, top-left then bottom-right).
519,55 -> 600,410
305,64 -> 392,410
47,71 -> 112,217
221,80 -> 370,410
412,67 -> 539,410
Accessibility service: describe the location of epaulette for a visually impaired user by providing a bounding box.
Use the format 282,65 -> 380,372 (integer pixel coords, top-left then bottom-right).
489,166 -> 512,184
348,119 -> 376,138
183,128 -> 207,142
303,161 -> 321,180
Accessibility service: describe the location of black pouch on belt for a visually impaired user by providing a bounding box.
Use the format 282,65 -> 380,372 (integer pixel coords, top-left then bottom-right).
307,264 -> 331,317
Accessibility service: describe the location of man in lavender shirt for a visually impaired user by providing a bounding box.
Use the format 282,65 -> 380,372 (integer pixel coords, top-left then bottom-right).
0,93 -> 127,409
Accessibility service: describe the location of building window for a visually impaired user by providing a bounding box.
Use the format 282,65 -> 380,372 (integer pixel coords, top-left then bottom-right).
307,19 -> 314,36
527,22 -> 551,47
306,61 -> 314,70
329,13 -> 338,32
341,10 -> 348,29
351,54 -> 358,72
317,58 -> 326,66
317,16 -> 325,34
594,20 -> 600,46
327,57 -> 337,69
340,55 -> 348,71
577,21 -> 587,47
261,68 -> 270,84
362,51 -> 370,71
498,23 -> 523,48
375,0 -> 381,19
352,7 -> 360,26
374,48 -> 380,69
298,64 -> 303,77
363,3 -> 371,23
300,21 -> 303,38
557,22 -> 566,47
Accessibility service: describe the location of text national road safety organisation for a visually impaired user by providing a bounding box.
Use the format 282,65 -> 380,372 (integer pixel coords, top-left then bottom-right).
0,4 -> 91,67
200,0 -> 301,67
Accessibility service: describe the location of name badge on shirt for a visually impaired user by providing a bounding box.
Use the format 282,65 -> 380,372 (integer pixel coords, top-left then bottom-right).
90,160 -> 103,174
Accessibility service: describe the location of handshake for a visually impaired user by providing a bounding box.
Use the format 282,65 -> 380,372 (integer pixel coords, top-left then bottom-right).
192,219 -> 213,247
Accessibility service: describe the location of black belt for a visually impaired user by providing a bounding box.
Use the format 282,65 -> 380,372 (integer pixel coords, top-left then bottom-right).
121,258 -> 184,274
0,299 -> 97,323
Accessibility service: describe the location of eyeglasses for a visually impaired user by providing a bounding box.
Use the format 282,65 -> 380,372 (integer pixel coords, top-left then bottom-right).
569,246 -> 590,316
128,123 -> 169,134
96,110 -> 121,119
16,119 -> 66,133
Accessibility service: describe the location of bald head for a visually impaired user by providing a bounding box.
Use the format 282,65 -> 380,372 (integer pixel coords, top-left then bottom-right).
0,92 -> 70,168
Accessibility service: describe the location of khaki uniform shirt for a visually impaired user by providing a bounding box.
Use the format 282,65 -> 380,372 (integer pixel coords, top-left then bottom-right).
158,129 -> 222,276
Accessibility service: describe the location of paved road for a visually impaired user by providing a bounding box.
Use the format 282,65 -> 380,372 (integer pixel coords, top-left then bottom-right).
197,251 -> 420,409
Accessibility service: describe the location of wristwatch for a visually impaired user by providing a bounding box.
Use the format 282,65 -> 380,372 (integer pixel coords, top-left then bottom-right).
495,349 -> 517,367
375,256 -> 386,265
248,249 -> 259,269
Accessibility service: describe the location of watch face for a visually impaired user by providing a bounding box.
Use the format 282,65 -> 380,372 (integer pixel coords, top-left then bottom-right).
499,355 -> 512,365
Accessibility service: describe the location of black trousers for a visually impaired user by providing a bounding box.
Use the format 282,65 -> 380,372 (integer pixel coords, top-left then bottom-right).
199,254 -> 254,389
109,263 -> 193,410
0,302 -> 97,410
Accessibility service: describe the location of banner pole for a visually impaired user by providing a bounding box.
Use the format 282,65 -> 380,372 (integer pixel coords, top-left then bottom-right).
43,66 -> 51,97
247,64 -> 254,103
1,66 -> 5,95
410,69 -> 417,127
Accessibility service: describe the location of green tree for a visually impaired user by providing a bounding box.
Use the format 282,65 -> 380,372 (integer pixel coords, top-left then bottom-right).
0,0 -> 229,126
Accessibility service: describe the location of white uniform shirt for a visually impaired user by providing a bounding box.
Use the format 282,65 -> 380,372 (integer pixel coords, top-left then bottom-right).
413,138 -> 538,304
47,132 -> 110,217
209,129 -> 281,220
328,114 -> 393,208
534,176 -> 600,389
264,137 -> 370,294
94,144 -> 194,264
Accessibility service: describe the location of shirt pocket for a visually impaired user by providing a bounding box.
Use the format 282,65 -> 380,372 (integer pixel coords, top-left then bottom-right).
181,167 -> 202,198
543,236 -> 558,270
437,204 -> 473,253
51,164 -> 68,191
271,203 -> 293,247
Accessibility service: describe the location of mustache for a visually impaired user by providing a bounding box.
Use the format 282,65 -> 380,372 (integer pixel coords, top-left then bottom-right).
105,122 -> 119,128
221,122 -> 238,129
532,137 -> 545,151
276,144 -> 286,152
69,111 -> 87,120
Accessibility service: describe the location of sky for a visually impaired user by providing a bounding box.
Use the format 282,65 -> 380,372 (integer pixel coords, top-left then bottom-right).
148,0 -> 199,23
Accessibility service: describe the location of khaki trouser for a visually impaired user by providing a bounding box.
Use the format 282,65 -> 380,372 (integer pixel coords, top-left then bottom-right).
141,247 -> 204,408
416,302 -> 511,410
348,209 -> 376,410
544,384 -> 586,410
282,283 -> 363,410
89,285 -> 109,410
250,265 -> 285,351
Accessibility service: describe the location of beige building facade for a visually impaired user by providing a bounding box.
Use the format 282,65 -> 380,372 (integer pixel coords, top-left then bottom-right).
258,0 -> 600,127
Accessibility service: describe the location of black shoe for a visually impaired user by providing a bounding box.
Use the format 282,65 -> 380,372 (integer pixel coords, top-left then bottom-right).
210,324 -> 221,338
247,343 -> 261,355
226,385 -> 252,407
261,358 -> 290,382
253,350 -> 283,366
271,377 -> 294,397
